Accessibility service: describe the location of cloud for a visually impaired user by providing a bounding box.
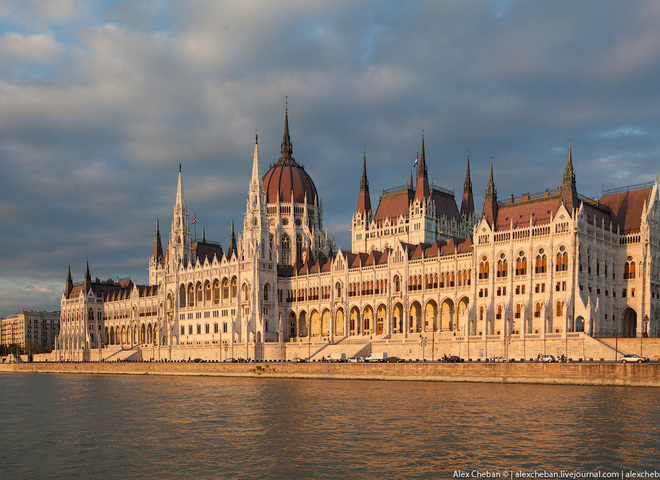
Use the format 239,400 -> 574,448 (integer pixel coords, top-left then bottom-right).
1,1 -> 660,317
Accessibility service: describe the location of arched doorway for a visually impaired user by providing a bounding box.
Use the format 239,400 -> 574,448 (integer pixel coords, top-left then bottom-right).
335,308 -> 344,337
622,308 -> 637,338
575,316 -> 585,332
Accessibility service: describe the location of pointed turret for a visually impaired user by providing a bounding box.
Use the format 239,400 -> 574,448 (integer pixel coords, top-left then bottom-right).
201,225 -> 206,243
460,155 -> 475,217
64,265 -> 74,298
168,164 -> 192,266
228,219 -> 237,257
280,98 -> 294,163
83,261 -> 92,292
356,150 -> 372,214
482,160 -> 498,227
152,218 -> 163,261
560,141 -> 579,210
415,135 -> 430,201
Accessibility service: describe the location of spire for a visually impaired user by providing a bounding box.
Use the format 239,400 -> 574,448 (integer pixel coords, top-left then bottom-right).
169,164 -> 192,265
460,154 -> 475,217
563,140 -> 576,188
415,134 -> 430,201
64,265 -> 73,298
83,261 -> 92,292
482,159 -> 498,227
560,140 -> 579,210
152,218 -> 163,261
228,219 -> 237,256
201,225 -> 206,243
279,97 -> 294,164
356,149 -> 372,214
251,133 -> 261,187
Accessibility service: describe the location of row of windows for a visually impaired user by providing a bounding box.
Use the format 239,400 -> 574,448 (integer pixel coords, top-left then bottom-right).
180,323 -> 229,336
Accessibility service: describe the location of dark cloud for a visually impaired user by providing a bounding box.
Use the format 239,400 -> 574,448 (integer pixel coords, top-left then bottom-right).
1,1 -> 659,316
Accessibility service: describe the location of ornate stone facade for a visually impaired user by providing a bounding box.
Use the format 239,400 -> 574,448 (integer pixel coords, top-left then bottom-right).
55,111 -> 660,362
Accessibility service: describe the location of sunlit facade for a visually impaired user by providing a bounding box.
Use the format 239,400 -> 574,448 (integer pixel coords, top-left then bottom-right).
55,110 -> 660,361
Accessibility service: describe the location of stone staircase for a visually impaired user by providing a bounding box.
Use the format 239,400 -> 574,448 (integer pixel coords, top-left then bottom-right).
102,346 -> 140,362
309,337 -> 372,361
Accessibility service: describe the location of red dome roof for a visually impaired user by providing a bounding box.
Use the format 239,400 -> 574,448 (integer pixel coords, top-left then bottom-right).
263,158 -> 318,205
262,108 -> 318,205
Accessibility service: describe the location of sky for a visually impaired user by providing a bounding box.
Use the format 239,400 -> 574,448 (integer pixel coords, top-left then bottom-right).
1,0 -> 659,317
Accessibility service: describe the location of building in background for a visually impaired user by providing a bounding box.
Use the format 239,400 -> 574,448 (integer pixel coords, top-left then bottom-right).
1,311 -> 60,352
55,108 -> 660,362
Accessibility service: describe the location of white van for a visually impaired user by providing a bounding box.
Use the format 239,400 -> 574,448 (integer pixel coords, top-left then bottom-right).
327,353 -> 347,362
365,352 -> 388,362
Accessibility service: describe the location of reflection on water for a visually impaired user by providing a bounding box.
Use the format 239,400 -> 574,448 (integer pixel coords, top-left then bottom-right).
0,374 -> 658,479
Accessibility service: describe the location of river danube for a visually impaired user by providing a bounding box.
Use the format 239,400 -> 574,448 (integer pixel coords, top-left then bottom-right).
0,373 -> 658,479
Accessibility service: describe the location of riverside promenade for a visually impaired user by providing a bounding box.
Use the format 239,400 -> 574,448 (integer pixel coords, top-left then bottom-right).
1,361 -> 659,387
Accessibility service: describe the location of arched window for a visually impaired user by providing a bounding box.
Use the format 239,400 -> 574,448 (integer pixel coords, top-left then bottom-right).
556,247 -> 568,272
479,256 -> 489,280
535,302 -> 542,318
205,281 -> 211,303
336,282 -> 342,298
179,284 -> 186,308
516,251 -> 527,276
231,278 -> 237,299
282,234 -> 291,265
296,235 -> 303,264
196,283 -> 203,304
264,283 -> 270,301
556,300 -> 564,317
515,304 -> 522,319
222,278 -> 229,300
535,249 -> 547,274
213,280 -> 220,304
497,254 -> 508,278
630,261 -> 636,279
188,284 -> 195,307
394,275 -> 400,293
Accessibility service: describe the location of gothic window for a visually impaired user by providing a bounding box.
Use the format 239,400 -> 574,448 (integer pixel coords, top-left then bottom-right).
516,252 -> 527,276
205,281 -> 211,303
394,275 -> 400,293
264,284 -> 270,302
213,280 -> 220,305
222,278 -> 229,301
515,304 -> 522,319
497,254 -> 508,278
188,284 -> 195,307
196,283 -> 203,304
479,256 -> 489,279
535,302 -> 542,318
296,235 -> 303,263
231,277 -> 237,299
282,234 -> 291,265
556,246 -> 568,272
535,249 -> 547,274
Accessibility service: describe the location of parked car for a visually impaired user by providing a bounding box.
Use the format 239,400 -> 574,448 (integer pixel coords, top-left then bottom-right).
292,357 -> 306,363
223,357 -> 237,363
446,355 -> 461,363
493,356 -> 507,363
621,354 -> 649,363
540,355 -> 555,363
384,356 -> 402,363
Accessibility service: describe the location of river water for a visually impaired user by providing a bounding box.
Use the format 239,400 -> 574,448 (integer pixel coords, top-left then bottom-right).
0,373 -> 658,479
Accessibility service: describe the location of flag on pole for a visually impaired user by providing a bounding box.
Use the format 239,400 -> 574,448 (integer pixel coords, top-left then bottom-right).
192,216 -> 196,224
413,153 -> 418,167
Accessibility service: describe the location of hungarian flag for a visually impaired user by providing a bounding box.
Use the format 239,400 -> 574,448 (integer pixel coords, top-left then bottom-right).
413,153 -> 418,167
192,216 -> 196,224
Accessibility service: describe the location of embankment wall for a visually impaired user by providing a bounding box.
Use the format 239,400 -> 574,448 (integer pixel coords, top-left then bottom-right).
1,361 -> 658,387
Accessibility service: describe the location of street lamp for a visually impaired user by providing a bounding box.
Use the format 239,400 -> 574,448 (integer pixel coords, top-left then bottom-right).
642,315 -> 649,356
419,334 -> 427,362
277,326 -> 284,361
615,307 -> 619,362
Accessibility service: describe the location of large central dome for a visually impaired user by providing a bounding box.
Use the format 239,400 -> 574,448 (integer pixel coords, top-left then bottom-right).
262,109 -> 318,205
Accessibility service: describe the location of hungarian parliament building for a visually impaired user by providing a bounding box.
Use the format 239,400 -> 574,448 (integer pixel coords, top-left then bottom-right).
55,109 -> 660,362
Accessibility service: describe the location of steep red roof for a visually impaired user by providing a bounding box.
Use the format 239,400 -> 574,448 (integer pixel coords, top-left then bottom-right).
495,195 -> 562,231
598,187 -> 653,234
